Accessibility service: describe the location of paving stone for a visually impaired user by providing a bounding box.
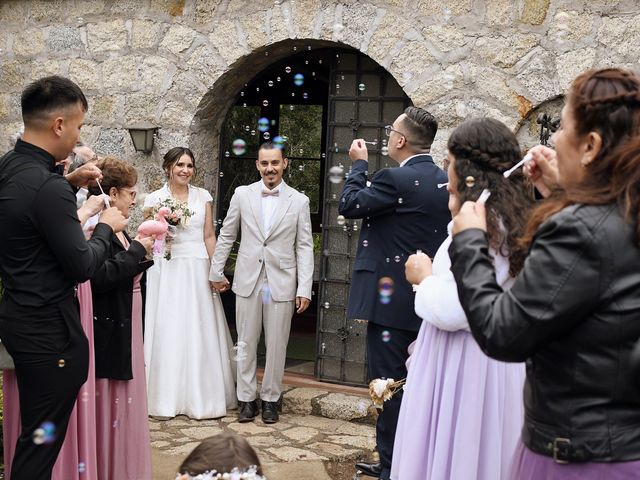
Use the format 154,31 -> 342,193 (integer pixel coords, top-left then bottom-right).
151,440 -> 170,449
324,434 -> 376,450
247,435 -> 292,448
265,446 -> 328,462
316,393 -> 371,421
280,426 -> 320,443
179,426 -> 224,440
227,422 -> 276,435
168,441 -> 201,456
283,387 -> 327,415
150,430 -> 174,440
306,441 -> 361,460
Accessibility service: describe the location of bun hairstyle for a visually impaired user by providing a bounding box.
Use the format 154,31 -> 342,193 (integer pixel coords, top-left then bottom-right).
522,68 -> 640,247
447,117 -> 534,276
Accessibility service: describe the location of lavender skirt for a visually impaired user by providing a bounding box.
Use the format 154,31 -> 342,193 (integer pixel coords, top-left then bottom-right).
509,441 -> 640,480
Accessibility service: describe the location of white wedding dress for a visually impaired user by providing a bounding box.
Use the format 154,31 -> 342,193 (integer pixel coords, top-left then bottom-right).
143,184 -> 236,418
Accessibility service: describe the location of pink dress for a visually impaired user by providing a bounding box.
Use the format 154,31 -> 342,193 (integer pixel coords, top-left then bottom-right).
94,270 -> 152,480
3,280 -> 99,480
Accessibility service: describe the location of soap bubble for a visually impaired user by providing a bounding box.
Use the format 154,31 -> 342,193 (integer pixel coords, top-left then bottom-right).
362,240 -> 369,247
381,146 -> 389,156
261,285 -> 272,304
257,117 -> 270,132
272,135 -> 286,149
244,125 -> 250,132
262,99 -> 269,107
381,330 -> 391,342
33,421 -> 56,445
285,66 -> 292,73
328,165 -> 344,184
394,255 -> 401,262
268,80 -> 274,87
224,150 -> 230,158
263,132 -> 271,140
232,138 -> 247,156
323,302 -> 330,309
303,92 -> 309,100
276,76 -> 281,82
414,180 -> 420,186
358,83 -> 366,92
378,277 -> 394,296
219,171 -> 224,177
337,215 -> 346,226
294,73 -> 304,86
78,462 -> 86,474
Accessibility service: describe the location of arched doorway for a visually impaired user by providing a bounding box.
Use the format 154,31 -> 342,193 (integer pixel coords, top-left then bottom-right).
216,44 -> 411,386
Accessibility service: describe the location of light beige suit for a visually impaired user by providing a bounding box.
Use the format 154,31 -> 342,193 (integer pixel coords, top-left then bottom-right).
210,180 -> 314,402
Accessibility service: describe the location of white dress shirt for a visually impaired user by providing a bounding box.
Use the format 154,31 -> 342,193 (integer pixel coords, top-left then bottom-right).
261,180 -> 283,235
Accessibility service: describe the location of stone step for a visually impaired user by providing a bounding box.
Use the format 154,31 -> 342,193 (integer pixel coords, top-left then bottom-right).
281,387 -> 377,425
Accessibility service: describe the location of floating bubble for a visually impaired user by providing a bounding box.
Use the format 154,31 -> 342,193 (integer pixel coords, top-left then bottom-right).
321,153 -> 326,158
319,59 -> 323,64
272,135 -> 285,149
81,391 -> 89,402
298,164 -> 304,172
258,117 -> 270,132
328,165 -> 344,184
289,105 -> 295,111
244,125 -> 250,132
293,46 -> 297,51
305,60 -> 309,65
233,341 -> 248,361
250,129 -> 256,136
219,171 -> 224,177
381,330 -> 391,342
78,462 -> 86,474
380,295 -> 391,305
232,138 -> 247,156
112,421 -> 118,428
299,148 -> 304,154
262,285 -> 272,304
303,92 -> 309,100
362,240 -> 369,247
242,103 -> 247,107
398,197 -> 404,204
414,180 -> 420,186
268,80 -> 274,87
262,99 -> 269,107
33,421 -> 56,445
263,132 -> 270,140
58,358 -> 66,368
285,66 -> 292,73
127,397 -> 132,404
323,302 -> 330,309
378,277 -> 394,296
358,83 -> 366,92
240,91 -> 245,97
356,203 -> 360,209
224,150 -> 230,158
293,73 -> 304,86
394,255 -> 401,262
381,146 -> 389,156
291,92 -> 295,97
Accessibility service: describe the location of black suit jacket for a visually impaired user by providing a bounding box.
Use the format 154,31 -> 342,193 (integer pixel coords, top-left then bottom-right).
91,231 -> 153,380
339,155 -> 450,331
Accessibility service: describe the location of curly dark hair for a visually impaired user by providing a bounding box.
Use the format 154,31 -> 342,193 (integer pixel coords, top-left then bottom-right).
521,68 -> 640,247
87,156 -> 137,195
448,117 -> 534,276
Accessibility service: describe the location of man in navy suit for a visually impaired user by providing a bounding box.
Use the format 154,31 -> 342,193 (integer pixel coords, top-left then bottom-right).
340,107 -> 450,479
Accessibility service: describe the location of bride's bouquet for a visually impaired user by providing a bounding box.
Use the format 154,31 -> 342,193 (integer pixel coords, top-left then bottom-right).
157,197 -> 194,228
147,198 -> 194,260
369,378 -> 406,410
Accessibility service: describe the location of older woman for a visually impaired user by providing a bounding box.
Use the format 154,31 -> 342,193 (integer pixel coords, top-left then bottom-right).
450,68 -> 640,479
88,157 -> 154,480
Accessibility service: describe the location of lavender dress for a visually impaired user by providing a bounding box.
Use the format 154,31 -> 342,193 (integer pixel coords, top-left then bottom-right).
391,229 -> 525,480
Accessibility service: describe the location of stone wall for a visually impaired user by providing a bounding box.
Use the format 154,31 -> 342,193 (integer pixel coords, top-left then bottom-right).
1,0 -> 639,215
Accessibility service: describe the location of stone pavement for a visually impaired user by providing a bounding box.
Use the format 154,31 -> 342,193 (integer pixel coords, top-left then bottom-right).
150,386 -> 378,480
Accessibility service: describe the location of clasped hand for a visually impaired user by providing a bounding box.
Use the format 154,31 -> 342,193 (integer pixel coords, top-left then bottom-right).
405,251 -> 433,285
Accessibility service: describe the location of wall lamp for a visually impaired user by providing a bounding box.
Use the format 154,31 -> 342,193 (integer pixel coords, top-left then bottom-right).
126,124 -> 159,153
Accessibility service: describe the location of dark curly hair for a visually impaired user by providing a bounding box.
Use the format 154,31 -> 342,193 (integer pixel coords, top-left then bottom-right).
448,118 -> 534,276
521,68 -> 640,247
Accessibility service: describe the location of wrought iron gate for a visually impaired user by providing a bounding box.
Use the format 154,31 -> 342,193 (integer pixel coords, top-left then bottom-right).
315,52 -> 411,385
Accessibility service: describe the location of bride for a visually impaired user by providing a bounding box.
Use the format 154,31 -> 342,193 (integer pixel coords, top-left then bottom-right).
143,147 -> 236,418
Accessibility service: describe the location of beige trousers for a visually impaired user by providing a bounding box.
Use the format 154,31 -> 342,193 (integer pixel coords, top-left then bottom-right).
235,267 -> 295,402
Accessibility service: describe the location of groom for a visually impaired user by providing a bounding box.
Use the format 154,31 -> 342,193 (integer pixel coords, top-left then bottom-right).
210,141 -> 314,424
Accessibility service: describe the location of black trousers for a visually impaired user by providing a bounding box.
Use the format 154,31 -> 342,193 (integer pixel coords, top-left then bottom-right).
0,294 -> 89,480
366,322 -> 417,480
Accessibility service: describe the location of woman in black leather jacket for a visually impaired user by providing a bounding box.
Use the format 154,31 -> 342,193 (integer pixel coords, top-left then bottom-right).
449,67 -> 640,479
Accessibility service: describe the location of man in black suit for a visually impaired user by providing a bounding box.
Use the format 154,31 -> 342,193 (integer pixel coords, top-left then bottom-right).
340,107 -> 450,479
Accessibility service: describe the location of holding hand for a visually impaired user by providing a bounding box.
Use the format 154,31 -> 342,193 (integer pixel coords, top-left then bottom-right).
77,194 -> 107,226
211,278 -> 230,293
98,206 -> 128,233
349,139 -> 369,162
134,234 -> 155,255
65,162 -> 102,188
405,252 -> 433,285
452,200 -> 487,235
523,145 -> 560,198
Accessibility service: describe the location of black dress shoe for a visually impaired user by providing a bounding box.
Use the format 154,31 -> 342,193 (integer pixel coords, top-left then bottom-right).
238,400 -> 259,423
355,461 -> 382,478
261,400 -> 279,424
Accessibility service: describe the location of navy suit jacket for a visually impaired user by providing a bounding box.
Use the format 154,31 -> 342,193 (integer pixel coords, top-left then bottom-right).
339,155 -> 450,332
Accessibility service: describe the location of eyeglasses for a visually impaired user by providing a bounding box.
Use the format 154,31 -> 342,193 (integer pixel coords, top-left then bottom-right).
385,125 -> 407,138
119,188 -> 137,200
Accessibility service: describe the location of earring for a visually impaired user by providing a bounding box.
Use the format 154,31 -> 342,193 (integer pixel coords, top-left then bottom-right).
465,176 -> 476,188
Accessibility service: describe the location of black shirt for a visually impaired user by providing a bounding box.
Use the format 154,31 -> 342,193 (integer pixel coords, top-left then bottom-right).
0,139 -> 112,306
